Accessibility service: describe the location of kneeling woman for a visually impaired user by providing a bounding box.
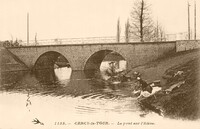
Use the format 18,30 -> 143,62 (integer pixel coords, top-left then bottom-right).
136,77 -> 152,97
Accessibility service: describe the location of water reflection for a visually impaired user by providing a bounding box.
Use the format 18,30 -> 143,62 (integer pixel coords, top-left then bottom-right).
54,67 -> 72,81
1,67 -> 131,98
2,61 -> 134,98
0,60 -> 164,128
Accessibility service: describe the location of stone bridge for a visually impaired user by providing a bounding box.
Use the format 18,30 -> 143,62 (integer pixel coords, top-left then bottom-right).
5,40 -> 199,72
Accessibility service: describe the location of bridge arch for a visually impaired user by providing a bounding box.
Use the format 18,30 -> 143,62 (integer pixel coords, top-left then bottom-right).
34,51 -> 72,70
84,49 -> 126,74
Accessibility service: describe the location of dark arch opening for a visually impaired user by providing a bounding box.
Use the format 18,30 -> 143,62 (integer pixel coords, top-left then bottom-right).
84,50 -> 126,78
34,51 -> 72,82
34,51 -> 71,70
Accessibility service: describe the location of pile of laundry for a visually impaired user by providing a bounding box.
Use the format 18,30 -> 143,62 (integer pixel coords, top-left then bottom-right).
162,70 -> 186,94
132,70 -> 186,99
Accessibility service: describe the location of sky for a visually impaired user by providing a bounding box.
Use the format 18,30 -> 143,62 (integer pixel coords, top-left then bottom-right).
0,0 -> 200,41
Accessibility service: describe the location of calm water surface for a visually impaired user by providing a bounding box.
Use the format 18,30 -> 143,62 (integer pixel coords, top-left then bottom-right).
0,62 -> 166,128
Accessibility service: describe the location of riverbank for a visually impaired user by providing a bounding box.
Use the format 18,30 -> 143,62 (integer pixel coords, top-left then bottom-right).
127,49 -> 200,84
0,47 -> 28,72
128,49 -> 200,120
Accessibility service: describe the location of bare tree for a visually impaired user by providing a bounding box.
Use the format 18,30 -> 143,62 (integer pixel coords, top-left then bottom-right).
35,33 -> 39,45
130,0 -> 154,42
125,19 -> 130,42
152,21 -> 166,41
116,18 -> 121,42
158,25 -> 166,41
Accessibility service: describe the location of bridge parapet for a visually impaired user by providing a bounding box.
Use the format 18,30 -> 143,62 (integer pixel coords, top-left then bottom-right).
21,36 -> 128,46
176,40 -> 200,52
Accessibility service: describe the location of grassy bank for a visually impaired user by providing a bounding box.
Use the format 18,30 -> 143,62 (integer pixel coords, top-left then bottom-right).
0,47 -> 28,72
139,55 -> 200,120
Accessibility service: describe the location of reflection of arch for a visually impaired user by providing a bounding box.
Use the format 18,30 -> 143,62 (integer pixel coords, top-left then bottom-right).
34,69 -> 58,84
34,51 -> 71,70
84,49 -> 126,72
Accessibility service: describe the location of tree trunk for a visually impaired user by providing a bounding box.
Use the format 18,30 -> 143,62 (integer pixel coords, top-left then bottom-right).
140,0 -> 144,42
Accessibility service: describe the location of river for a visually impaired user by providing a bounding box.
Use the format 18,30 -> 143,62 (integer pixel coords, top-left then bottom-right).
0,61 -> 198,129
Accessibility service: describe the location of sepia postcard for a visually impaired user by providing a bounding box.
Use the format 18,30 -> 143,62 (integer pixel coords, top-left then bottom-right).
0,0 -> 200,129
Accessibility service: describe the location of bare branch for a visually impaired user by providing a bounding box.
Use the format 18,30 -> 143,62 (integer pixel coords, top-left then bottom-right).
129,0 -> 164,42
